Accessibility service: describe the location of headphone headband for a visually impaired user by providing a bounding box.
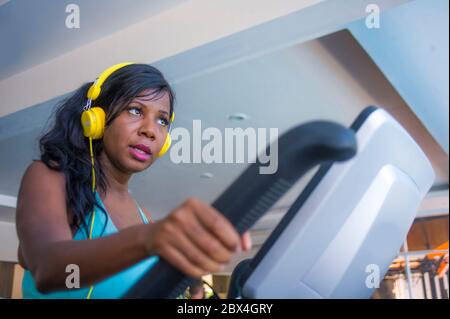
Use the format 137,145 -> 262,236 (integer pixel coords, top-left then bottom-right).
85,62 -> 174,124
86,62 -> 135,101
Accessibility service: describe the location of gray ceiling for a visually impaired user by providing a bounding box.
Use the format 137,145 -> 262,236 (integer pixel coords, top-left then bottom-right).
0,0 -> 188,80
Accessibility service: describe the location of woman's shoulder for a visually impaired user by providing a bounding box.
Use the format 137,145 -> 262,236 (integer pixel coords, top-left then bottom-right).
24,160 -> 65,181
19,160 -> 66,202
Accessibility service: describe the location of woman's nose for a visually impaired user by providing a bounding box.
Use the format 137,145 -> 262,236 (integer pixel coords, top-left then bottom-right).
138,118 -> 157,141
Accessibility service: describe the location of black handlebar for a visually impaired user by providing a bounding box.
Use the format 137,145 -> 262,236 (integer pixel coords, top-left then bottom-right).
123,121 -> 357,298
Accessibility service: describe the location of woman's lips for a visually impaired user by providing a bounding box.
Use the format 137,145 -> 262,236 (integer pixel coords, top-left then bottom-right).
129,146 -> 152,162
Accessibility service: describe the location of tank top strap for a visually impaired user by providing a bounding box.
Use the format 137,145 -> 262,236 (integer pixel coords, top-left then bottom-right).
132,198 -> 150,224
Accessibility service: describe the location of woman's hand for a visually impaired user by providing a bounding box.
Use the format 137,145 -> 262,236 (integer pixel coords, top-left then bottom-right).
143,197 -> 252,278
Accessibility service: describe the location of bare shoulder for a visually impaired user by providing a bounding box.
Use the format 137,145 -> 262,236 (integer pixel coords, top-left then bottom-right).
21,160 -> 62,184
18,160 -> 64,201
16,159 -> 71,241
25,160 -> 63,179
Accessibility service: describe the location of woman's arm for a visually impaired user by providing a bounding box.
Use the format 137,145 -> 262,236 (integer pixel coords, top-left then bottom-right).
17,161 -> 251,294
16,161 -> 151,293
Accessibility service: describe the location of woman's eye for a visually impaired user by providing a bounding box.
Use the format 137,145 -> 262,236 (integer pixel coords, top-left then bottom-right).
128,107 -> 142,116
158,117 -> 169,127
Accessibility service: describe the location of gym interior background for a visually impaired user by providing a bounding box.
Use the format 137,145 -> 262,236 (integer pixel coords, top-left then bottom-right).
0,0 -> 448,299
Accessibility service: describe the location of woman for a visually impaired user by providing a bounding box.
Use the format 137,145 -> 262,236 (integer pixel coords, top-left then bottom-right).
16,63 -> 251,298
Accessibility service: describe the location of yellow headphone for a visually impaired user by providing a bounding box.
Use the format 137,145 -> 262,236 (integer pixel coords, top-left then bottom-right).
80,62 -> 174,299
81,62 -> 175,156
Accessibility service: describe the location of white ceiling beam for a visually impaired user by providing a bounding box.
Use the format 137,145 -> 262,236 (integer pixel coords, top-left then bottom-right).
0,193 -> 17,208
0,0 -> 409,119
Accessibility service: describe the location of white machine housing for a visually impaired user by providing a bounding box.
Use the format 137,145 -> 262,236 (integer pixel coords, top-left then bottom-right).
242,108 -> 435,298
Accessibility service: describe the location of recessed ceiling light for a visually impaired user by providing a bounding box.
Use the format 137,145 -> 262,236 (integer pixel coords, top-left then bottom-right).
200,172 -> 214,179
228,113 -> 249,122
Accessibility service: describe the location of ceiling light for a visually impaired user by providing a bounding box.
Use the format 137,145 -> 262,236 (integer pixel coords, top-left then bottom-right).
200,172 -> 214,179
228,113 -> 249,122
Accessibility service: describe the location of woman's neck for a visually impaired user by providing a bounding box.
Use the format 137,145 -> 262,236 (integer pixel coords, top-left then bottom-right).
98,152 -> 131,197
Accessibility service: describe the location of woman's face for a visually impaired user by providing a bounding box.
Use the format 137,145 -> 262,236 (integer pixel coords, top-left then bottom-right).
101,89 -> 171,174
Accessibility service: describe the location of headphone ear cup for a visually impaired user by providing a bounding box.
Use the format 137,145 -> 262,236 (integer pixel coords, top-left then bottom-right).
157,133 -> 172,157
81,107 -> 106,140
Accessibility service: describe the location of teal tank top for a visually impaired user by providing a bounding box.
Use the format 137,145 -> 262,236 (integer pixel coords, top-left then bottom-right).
22,191 -> 159,299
